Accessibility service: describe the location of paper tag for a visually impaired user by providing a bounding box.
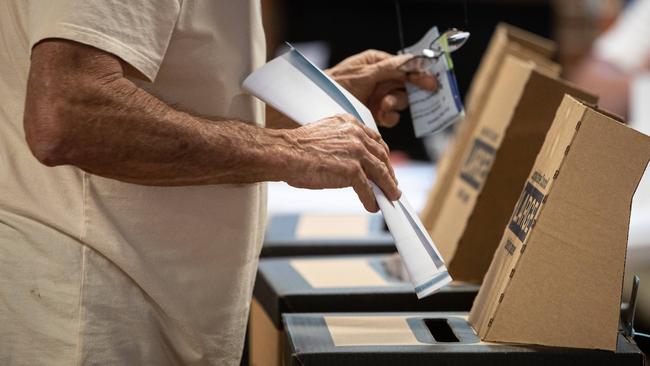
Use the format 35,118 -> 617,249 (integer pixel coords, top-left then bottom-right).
290,258 -> 393,288
405,27 -> 464,138
325,316 -> 424,346
295,214 -> 370,239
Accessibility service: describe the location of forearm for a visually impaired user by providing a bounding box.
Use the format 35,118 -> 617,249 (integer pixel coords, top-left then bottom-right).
24,40 -> 401,211
26,74 -> 294,186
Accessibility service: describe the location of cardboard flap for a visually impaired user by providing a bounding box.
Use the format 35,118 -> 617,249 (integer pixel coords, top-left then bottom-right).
430,56 -> 534,262
422,24 -> 559,232
498,22 -> 556,56
430,56 -> 596,283
469,95 -> 650,351
464,23 -> 558,115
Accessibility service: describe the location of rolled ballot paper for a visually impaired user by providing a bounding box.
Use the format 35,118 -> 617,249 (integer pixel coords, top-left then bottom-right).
242,46 -> 452,297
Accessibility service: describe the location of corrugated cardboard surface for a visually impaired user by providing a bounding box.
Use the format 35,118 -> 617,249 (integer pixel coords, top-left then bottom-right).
283,312 -> 644,366
421,24 -> 560,232
428,56 -> 595,283
250,299 -> 283,366
470,96 -> 650,351
262,214 -> 394,257
464,23 -> 558,116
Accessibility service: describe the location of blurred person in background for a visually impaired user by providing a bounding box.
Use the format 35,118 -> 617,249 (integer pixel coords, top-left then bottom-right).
0,1 -> 435,365
569,0 -> 650,119
570,0 -> 650,345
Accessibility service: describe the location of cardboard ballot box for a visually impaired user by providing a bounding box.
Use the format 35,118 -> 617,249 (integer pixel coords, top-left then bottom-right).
261,214 -> 394,257
422,23 -> 560,240
420,54 -> 596,284
469,95 -> 650,351
282,312 -> 644,366
250,255 -> 479,366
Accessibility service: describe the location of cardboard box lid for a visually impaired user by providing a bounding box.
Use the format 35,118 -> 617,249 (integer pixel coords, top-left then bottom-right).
262,214 -> 394,257
469,95 -> 650,351
282,312 -> 643,366
421,23 -> 560,235
429,56 -> 596,283
254,255 -> 479,328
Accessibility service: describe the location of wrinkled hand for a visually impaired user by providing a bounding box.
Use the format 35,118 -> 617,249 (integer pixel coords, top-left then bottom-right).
326,50 -> 438,127
282,114 -> 401,212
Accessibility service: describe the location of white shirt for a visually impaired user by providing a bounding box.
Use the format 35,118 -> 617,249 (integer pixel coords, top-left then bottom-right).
595,0 -> 650,72
0,1 -> 266,365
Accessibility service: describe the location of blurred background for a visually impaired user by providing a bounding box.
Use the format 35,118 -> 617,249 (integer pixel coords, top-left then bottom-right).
261,0 -> 628,161
260,0 -> 650,356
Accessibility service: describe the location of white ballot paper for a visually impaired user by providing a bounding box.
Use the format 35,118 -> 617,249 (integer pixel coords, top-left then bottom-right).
404,27 -> 464,137
243,47 -> 452,298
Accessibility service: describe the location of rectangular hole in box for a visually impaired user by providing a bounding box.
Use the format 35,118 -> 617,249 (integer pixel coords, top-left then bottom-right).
424,318 -> 460,343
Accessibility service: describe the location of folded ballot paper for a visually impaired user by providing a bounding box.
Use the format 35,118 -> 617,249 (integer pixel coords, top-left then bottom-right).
242,46 -> 452,298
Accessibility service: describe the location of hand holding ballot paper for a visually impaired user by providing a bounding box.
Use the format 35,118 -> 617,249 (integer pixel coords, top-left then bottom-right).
243,46 -> 452,297
326,50 -> 438,127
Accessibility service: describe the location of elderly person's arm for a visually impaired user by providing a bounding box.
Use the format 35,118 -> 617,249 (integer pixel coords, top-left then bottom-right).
25,40 -> 427,212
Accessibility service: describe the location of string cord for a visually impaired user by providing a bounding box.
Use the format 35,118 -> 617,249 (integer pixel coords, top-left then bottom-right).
635,331 -> 650,339
394,0 -> 406,52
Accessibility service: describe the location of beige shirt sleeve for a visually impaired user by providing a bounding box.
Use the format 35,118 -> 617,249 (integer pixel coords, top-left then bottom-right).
27,0 -> 181,81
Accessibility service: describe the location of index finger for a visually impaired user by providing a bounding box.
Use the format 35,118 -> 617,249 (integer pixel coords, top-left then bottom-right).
371,54 -> 415,83
407,72 -> 438,92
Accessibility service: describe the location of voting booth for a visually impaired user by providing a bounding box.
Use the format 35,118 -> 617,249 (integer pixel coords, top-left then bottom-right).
245,20 -> 649,366
469,95 -> 650,350
277,102 -> 650,357
422,55 -> 595,283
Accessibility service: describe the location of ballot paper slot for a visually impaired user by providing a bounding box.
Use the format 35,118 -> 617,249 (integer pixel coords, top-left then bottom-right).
423,318 -> 460,343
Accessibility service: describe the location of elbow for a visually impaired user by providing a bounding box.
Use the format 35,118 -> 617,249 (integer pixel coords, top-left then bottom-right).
23,94 -> 75,167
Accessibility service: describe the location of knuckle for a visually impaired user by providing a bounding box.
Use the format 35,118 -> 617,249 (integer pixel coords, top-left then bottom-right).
343,114 -> 357,123
350,124 -> 364,137
365,49 -> 379,57
350,141 -> 365,155
347,162 -> 362,177
378,148 -> 389,163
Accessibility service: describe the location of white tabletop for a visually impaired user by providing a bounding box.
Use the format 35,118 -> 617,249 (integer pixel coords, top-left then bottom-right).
267,161 -> 436,215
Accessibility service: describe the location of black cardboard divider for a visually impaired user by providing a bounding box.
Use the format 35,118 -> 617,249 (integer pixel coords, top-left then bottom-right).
255,255 -> 480,329
250,255 -> 480,366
